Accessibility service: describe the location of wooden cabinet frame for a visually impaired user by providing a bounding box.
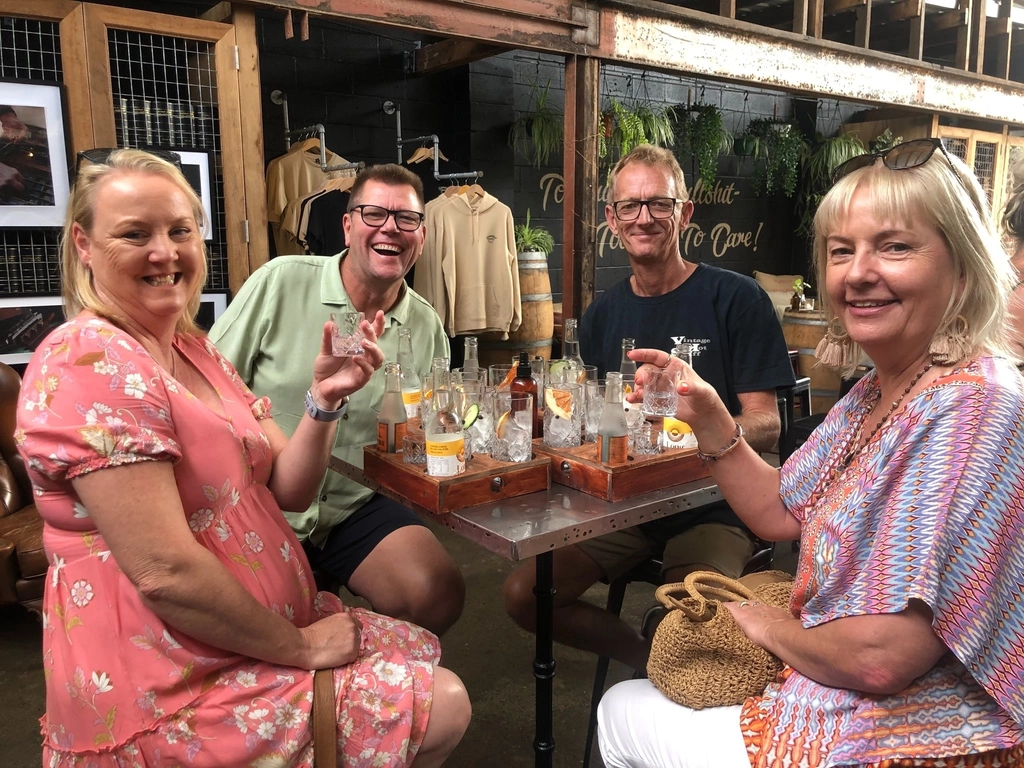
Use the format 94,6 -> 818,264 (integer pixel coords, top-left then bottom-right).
0,1 -> 267,294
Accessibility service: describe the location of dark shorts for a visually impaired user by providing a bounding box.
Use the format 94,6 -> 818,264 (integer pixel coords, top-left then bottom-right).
302,493 -> 427,587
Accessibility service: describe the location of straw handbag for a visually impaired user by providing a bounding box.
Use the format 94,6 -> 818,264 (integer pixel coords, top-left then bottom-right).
646,570 -> 794,709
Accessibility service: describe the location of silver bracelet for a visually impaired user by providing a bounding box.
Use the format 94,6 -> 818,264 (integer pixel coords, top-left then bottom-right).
696,422 -> 744,462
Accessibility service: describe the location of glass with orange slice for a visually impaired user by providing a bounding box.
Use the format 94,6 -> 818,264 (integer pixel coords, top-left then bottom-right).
490,390 -> 533,462
542,382 -> 582,448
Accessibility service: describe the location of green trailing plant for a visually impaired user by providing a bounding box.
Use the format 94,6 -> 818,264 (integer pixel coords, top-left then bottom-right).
795,130 -> 867,236
599,99 -> 675,165
742,118 -> 808,198
672,103 -> 733,189
869,128 -> 903,153
514,209 -> 555,254
509,79 -> 564,168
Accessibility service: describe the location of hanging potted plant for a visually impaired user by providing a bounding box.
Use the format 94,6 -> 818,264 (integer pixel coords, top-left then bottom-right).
742,117 -> 808,198
672,103 -> 733,189
795,129 -> 866,236
514,208 -> 555,256
599,99 -> 674,165
509,79 -> 564,168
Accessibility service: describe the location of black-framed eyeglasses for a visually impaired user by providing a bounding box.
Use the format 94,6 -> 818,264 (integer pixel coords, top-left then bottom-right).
75,147 -> 183,174
611,198 -> 682,221
349,204 -> 425,232
830,138 -> 958,186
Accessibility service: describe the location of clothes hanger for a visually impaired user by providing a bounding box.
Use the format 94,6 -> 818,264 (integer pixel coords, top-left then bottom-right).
434,146 -> 450,163
457,184 -> 470,195
444,183 -> 460,198
290,136 -> 320,154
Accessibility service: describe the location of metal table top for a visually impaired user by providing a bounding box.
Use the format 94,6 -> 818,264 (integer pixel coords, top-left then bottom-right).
330,457 -> 721,562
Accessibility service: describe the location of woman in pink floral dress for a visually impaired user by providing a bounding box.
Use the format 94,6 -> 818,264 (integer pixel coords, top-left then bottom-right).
16,149 -> 471,767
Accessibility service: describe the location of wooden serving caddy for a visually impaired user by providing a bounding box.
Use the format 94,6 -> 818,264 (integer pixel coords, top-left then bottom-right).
531,439 -> 711,502
362,445 -> 550,514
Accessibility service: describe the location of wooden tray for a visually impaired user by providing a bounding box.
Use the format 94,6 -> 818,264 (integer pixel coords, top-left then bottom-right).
362,445 -> 550,514
532,439 -> 711,501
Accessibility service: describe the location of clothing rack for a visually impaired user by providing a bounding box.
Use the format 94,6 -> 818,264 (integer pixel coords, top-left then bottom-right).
269,91 -> 363,174
382,100 -> 483,184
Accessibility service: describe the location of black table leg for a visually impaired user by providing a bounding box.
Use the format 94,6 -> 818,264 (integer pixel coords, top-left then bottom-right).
533,550 -> 555,767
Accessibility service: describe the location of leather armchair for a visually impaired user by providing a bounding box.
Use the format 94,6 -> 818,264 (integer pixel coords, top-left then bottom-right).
0,362 -> 45,615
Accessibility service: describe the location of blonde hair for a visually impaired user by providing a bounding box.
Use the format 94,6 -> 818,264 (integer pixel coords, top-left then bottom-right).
607,144 -> 689,203
61,148 -> 208,337
1000,181 -> 1024,248
813,148 -> 1015,375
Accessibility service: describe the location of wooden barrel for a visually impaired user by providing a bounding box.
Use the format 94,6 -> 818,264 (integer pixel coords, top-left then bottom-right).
478,251 -> 554,368
781,309 -> 842,413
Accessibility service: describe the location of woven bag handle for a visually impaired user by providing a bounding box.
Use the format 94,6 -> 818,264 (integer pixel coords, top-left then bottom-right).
654,570 -> 756,621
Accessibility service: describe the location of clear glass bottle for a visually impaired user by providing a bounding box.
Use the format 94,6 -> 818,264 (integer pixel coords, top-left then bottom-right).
619,338 -> 637,376
598,372 -> 629,465
562,318 -> 585,369
463,336 -> 481,373
397,328 -> 421,419
377,362 -> 408,453
425,368 -> 465,477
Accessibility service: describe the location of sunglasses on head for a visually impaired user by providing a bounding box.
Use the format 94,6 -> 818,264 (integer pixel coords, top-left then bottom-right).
75,147 -> 183,174
830,138 -> 960,186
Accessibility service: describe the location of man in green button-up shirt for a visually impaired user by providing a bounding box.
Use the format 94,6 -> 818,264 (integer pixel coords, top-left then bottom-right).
211,164 -> 464,635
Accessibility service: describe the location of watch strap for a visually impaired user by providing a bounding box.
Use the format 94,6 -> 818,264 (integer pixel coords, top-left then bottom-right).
305,389 -> 347,422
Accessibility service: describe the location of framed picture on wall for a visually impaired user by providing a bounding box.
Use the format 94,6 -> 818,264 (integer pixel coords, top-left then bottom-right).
0,295 -> 64,365
197,292 -> 227,331
174,150 -> 213,240
0,80 -> 70,228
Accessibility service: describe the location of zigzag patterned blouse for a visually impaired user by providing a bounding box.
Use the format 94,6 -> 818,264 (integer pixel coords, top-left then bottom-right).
741,355 -> 1024,767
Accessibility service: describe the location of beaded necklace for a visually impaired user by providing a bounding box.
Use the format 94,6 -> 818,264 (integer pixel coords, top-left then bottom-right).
839,362 -> 933,470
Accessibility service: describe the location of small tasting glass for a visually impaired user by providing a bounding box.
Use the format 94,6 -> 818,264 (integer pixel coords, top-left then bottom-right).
402,432 -> 427,465
330,312 -> 365,357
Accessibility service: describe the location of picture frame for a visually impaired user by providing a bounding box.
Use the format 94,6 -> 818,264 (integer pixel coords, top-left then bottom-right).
197,292 -> 227,331
174,149 -> 213,240
0,80 -> 70,228
0,295 -> 64,364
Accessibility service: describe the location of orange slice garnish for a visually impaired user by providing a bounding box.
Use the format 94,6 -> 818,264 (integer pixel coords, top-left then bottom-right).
545,388 -> 573,420
499,366 -> 516,389
495,409 -> 513,439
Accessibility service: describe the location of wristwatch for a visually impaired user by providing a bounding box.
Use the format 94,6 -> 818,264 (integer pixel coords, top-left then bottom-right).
304,389 -> 348,422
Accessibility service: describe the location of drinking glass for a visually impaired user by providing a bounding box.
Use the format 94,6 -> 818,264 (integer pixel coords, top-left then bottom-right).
330,311 -> 365,357
491,391 -> 533,462
584,379 -> 606,443
543,382 -> 582,448
621,374 -> 644,432
489,364 -> 515,390
630,421 -> 662,456
453,368 -> 488,389
402,432 -> 426,464
642,368 -> 681,417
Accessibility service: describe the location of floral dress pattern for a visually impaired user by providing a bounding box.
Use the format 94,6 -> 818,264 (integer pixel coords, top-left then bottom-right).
739,357 -> 1024,767
17,315 -> 441,767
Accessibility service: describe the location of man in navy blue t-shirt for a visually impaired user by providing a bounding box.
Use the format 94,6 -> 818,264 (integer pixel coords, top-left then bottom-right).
503,145 -> 794,672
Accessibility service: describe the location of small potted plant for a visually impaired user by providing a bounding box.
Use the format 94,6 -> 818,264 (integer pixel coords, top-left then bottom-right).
790,277 -> 813,311
514,209 -> 555,256
509,79 -> 564,168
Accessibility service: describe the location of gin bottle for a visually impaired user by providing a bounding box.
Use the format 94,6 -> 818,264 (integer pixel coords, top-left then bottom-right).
619,338 -> 637,376
598,372 -> 629,465
397,328 -> 421,418
562,318 -> 585,369
377,362 -> 408,453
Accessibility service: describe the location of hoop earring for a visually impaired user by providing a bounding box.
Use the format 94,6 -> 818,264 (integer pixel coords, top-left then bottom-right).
929,314 -> 970,366
815,317 -> 854,369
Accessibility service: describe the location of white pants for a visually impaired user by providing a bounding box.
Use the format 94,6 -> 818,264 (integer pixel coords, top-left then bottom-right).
598,680 -> 751,768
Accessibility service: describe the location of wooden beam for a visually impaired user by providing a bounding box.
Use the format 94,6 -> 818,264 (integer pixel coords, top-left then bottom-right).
0,0 -> 78,19
793,0 -> 809,34
230,4 -> 270,281
873,0 -> 925,25
824,0 -> 866,16
855,0 -> 871,48
58,6 -> 95,156
562,56 -> 577,322
720,0 -> 737,20
969,0 -> 986,72
563,56 -> 599,321
414,39 -> 505,74
201,2 -> 233,23
991,0 -> 1012,78
809,0 -> 824,37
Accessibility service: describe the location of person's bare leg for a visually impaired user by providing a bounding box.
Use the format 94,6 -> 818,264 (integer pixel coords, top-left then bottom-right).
347,526 -> 465,636
503,545 -> 649,671
410,667 -> 471,768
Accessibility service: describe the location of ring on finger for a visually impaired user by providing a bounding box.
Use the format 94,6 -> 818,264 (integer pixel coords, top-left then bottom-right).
739,600 -> 751,608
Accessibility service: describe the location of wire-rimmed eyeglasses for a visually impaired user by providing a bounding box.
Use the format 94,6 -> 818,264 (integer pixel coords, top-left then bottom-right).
610,198 -> 683,221
830,138 -> 960,186
349,204 -> 425,232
